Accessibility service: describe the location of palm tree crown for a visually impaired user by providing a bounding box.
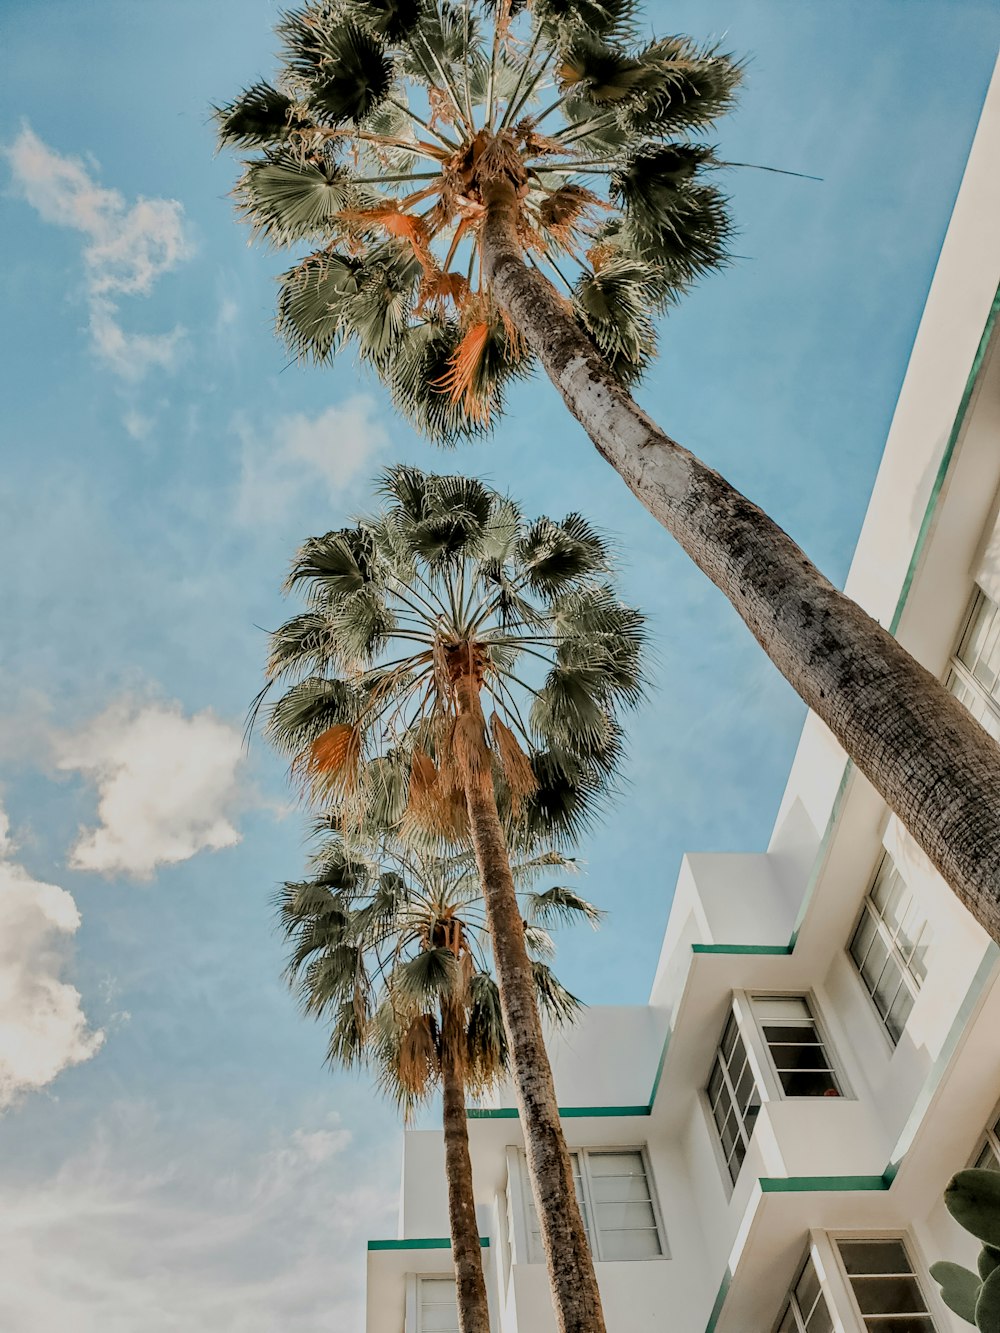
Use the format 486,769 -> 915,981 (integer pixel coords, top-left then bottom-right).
217,0 -> 741,433
279,833 -> 598,1104
261,466 -> 644,847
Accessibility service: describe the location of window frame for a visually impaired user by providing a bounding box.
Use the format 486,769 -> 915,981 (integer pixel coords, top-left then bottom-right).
847,853 -> 929,1048
517,1144 -> 669,1264
968,1098 -> 1000,1171
829,1231 -> 944,1332
704,995 -> 769,1187
771,1243 -> 838,1333
748,991 -> 849,1102
945,586 -> 1000,740
408,1274 -> 461,1333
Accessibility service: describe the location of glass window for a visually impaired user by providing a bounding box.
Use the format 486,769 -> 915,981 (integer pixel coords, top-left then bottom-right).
707,1009 -> 762,1183
775,1250 -> 834,1333
418,1277 -> 459,1333
849,855 -> 929,1044
522,1148 -> 663,1263
947,588 -> 1000,742
837,1238 -> 937,1331
971,1103 -> 1000,1172
753,997 -> 842,1098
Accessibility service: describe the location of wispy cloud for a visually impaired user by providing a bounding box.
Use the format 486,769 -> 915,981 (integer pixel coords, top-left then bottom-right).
234,396 -> 391,525
56,700 -> 246,879
0,1106 -> 396,1332
4,125 -> 192,380
0,805 -> 103,1109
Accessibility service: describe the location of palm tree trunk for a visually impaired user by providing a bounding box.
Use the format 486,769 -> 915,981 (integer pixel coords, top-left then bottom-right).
440,998 -> 493,1333
451,673 -> 607,1333
482,176 -> 1000,942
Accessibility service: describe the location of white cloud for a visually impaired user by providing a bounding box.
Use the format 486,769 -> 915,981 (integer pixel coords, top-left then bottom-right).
5,125 -> 192,379
0,1108 -> 396,1332
57,700 -> 245,879
122,408 -> 153,441
235,397 -> 391,525
0,807 -> 103,1108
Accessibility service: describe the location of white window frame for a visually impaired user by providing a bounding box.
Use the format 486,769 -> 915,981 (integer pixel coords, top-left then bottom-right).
747,991 -> 850,1102
704,994 -> 769,1187
771,1241 -> 844,1333
847,853 -> 929,1048
969,1098 -> 1000,1170
828,1231 -> 945,1332
517,1145 -> 668,1263
946,586 -> 1000,740
406,1274 -> 461,1333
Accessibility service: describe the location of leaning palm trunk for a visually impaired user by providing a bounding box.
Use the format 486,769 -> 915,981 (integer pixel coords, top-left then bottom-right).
481,177 -> 1000,939
452,670 -> 605,1333
440,998 -> 492,1333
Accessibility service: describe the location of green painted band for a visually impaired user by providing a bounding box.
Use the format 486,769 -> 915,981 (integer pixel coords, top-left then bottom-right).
467,1104 -> 650,1119
759,1174 -> 887,1194
889,281 -> 1000,635
367,1237 -> 489,1251
704,1267 -> 732,1333
691,943 -> 791,955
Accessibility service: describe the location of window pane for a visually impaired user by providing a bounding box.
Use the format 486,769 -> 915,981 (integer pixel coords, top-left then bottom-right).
707,1061 -> 725,1110
590,1174 -> 653,1204
594,1200 -> 657,1232
975,1141 -> 1000,1171
588,1152 -> 644,1178
850,908 -> 878,970
767,1041 -> 830,1070
420,1279 -> 459,1333
721,1013 -> 740,1061
850,1276 -> 926,1315
754,997 -> 812,1022
886,984 -> 915,1044
871,955 -> 904,1019
776,1307 -> 798,1333
838,1240 -> 910,1275
859,933 -> 891,995
805,1301 -> 833,1333
862,1319 -> 934,1333
779,1068 -> 840,1097
599,1228 -> 661,1260
794,1260 -> 821,1313
734,1059 -> 757,1114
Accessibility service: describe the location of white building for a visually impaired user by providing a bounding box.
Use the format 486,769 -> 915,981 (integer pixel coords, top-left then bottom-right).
365,57 -> 1000,1333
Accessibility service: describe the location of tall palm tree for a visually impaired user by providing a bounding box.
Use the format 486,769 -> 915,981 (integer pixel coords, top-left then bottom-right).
218,0 -> 1000,939
279,833 -> 598,1333
262,467 -> 643,1333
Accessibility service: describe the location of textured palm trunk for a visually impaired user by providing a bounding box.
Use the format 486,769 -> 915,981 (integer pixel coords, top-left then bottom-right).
482,176 -> 1000,941
440,999 -> 493,1333
452,672 -> 607,1333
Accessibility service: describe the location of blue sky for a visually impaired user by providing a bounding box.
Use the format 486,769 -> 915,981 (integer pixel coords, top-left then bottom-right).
0,1 -> 997,1328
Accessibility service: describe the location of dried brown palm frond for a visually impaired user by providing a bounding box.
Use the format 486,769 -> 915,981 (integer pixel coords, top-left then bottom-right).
490,713 -> 538,810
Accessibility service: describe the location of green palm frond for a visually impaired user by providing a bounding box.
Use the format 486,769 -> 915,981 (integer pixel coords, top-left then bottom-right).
219,1 -> 752,419
237,153 -> 357,245
531,960 -> 581,1024
215,83 -> 296,148
524,885 -> 603,927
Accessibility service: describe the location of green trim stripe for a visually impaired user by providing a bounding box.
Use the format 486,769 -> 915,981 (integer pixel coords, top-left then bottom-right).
889,282 -> 1000,635
467,1104 -> 649,1120
368,1237 -> 489,1251
692,943 -> 791,956
759,1174 -> 887,1194
704,1267 -> 732,1333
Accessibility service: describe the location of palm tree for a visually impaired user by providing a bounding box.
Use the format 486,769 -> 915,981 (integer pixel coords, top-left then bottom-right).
261,467 -> 643,1333
217,0 -> 1000,939
279,833 -> 598,1333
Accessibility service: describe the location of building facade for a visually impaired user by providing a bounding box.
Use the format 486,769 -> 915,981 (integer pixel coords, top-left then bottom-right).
365,56 -> 1000,1333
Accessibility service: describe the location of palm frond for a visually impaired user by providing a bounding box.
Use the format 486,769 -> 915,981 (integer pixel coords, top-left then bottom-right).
215,83 -> 296,148
237,153 -> 356,245
524,885 -> 603,928
531,960 -> 581,1025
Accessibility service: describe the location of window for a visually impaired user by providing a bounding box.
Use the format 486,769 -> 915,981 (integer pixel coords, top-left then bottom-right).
775,1250 -> 834,1333
849,854 -> 929,1043
836,1239 -> 937,1331
753,996 -> 842,1098
417,1278 -> 459,1333
971,1103 -> 1000,1172
946,588 -> 1000,741
521,1148 -> 664,1262
707,1010 -> 762,1183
